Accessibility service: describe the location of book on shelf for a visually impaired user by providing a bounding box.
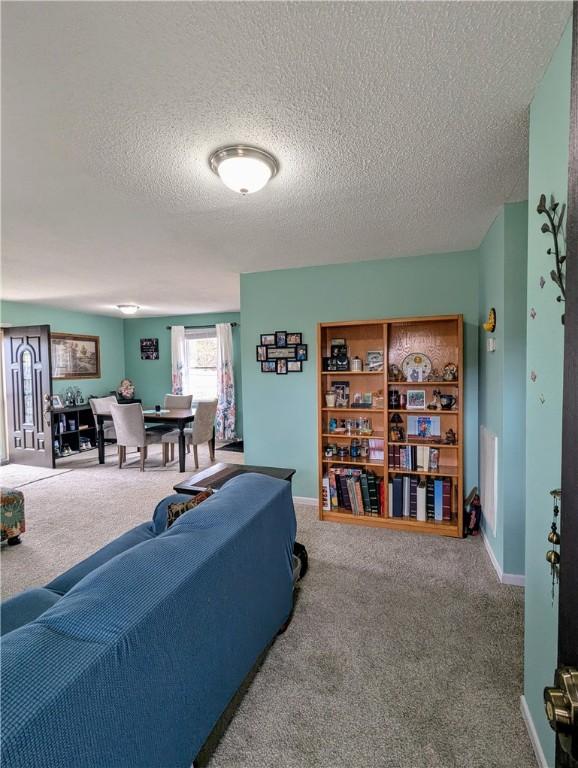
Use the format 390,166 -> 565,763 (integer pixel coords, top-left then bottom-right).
417,480 -> 426,522
369,438 -> 384,461
442,478 -> 452,521
388,474 -> 453,523
322,476 -> 331,511
434,479 -> 444,521
389,445 -> 440,472
325,467 -> 384,517
409,476 -> 418,518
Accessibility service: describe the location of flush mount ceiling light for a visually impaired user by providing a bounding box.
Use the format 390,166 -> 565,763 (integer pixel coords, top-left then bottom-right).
209,145 -> 278,195
117,304 -> 139,315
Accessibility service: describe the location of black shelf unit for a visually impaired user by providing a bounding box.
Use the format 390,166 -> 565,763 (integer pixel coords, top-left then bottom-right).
51,404 -> 96,465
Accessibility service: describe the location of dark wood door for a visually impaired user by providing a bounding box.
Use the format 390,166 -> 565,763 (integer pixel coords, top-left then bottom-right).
552,4 -> 578,765
3,325 -> 54,467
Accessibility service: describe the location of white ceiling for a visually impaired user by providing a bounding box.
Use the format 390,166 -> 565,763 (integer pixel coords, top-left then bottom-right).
1,1 -> 571,317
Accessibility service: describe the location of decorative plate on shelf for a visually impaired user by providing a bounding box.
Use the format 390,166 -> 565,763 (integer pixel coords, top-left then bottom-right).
401,353 -> 432,382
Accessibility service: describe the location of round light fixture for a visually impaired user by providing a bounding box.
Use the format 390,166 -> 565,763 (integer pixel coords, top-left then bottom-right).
209,145 -> 278,195
117,304 -> 139,315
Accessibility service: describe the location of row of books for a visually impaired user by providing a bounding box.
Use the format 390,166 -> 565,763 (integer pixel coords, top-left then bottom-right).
388,444 -> 439,471
322,468 -> 384,516
389,475 -> 452,521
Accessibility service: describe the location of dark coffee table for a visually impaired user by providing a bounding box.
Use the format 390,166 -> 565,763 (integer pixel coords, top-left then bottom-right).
173,462 -> 296,495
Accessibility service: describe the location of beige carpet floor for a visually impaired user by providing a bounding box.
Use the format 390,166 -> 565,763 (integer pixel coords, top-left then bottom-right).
0,448 -> 535,767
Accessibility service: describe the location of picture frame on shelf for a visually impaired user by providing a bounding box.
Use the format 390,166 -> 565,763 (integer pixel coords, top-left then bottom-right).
261,361 -> 276,373
333,380 -> 350,407
276,359 -> 288,374
275,331 -> 287,347
406,389 -> 426,410
288,360 -> 302,372
261,333 -> 275,346
366,350 -> 384,372
287,332 -> 302,345
50,395 -> 64,408
256,345 -> 268,362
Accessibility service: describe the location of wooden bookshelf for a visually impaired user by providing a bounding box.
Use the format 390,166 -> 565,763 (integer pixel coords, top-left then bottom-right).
317,315 -> 464,537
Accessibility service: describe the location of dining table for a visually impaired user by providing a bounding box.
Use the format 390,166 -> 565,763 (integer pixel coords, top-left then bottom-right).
96,407 -> 201,472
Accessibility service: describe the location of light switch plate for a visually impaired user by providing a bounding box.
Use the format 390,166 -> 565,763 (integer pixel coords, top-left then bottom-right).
487,338 -> 496,352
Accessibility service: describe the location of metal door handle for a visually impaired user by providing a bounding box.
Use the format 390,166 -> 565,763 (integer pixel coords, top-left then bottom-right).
544,667 -> 578,759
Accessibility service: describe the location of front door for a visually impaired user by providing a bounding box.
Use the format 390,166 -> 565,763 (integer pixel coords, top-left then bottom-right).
545,4 -> 578,766
3,325 -> 54,467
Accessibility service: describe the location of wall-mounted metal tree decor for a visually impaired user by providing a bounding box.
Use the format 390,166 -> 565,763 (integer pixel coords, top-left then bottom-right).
537,194 -> 567,324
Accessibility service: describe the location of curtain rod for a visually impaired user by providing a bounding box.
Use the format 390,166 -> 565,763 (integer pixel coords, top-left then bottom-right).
165,322 -> 239,330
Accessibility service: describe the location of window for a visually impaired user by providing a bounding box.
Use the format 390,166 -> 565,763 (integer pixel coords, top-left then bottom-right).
185,327 -> 217,400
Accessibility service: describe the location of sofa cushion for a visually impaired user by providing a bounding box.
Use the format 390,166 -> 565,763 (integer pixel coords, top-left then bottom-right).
167,490 -> 213,527
1,587 -> 61,636
152,493 -> 205,534
46,521 -> 156,596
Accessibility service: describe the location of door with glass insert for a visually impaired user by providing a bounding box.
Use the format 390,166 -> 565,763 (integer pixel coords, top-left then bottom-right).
3,325 -> 53,467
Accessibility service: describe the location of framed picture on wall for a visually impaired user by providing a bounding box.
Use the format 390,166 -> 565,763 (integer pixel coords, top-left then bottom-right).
261,333 -> 275,346
261,361 -> 276,373
276,359 -> 288,374
287,332 -> 302,345
287,360 -> 302,372
51,333 -> 101,379
140,338 -> 159,360
275,331 -> 287,348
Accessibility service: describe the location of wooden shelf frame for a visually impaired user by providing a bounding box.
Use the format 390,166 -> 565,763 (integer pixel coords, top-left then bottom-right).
317,314 -> 464,537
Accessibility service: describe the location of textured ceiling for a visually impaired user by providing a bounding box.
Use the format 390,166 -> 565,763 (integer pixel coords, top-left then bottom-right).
1,1 -> 571,316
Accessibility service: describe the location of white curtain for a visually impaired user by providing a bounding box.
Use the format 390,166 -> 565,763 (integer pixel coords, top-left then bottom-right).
215,323 -> 236,440
171,326 -> 186,395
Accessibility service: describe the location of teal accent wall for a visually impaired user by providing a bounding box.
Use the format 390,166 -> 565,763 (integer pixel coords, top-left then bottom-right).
123,313 -> 242,433
0,300 -> 125,400
478,202 -> 528,577
241,250 -> 479,497
524,21 -> 571,765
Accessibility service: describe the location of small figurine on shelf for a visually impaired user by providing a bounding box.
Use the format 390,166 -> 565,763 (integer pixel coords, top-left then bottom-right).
388,363 -> 403,382
425,368 -> 441,382
117,378 -> 135,401
443,362 -> 458,381
63,386 -> 76,407
73,388 -> 84,405
427,389 -> 442,410
444,428 -> 457,445
389,413 -> 404,442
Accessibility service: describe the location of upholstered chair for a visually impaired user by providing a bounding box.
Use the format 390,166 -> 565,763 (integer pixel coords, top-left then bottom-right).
162,399 -> 217,469
109,403 -> 163,471
163,394 -> 193,409
89,396 -> 118,440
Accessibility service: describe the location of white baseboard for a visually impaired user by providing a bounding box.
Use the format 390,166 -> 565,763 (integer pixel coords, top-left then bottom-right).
520,695 -> 551,768
480,528 -> 525,587
293,496 -> 318,508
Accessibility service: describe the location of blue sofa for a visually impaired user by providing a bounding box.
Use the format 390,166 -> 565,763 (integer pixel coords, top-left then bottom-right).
1,473 -> 296,768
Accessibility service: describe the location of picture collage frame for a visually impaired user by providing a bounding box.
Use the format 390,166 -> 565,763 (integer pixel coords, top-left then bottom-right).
257,331 -> 307,374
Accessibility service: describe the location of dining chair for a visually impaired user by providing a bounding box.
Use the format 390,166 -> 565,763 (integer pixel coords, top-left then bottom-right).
110,403 -> 163,471
89,396 -> 117,441
162,399 -> 217,469
163,394 -> 193,409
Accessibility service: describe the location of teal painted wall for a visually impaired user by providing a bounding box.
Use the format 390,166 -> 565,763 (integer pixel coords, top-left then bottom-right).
478,202 -> 528,577
502,202 -> 528,576
478,210 -> 506,568
524,21 -> 571,766
241,250 -> 479,497
123,312 -> 242,433
0,300 -> 125,400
